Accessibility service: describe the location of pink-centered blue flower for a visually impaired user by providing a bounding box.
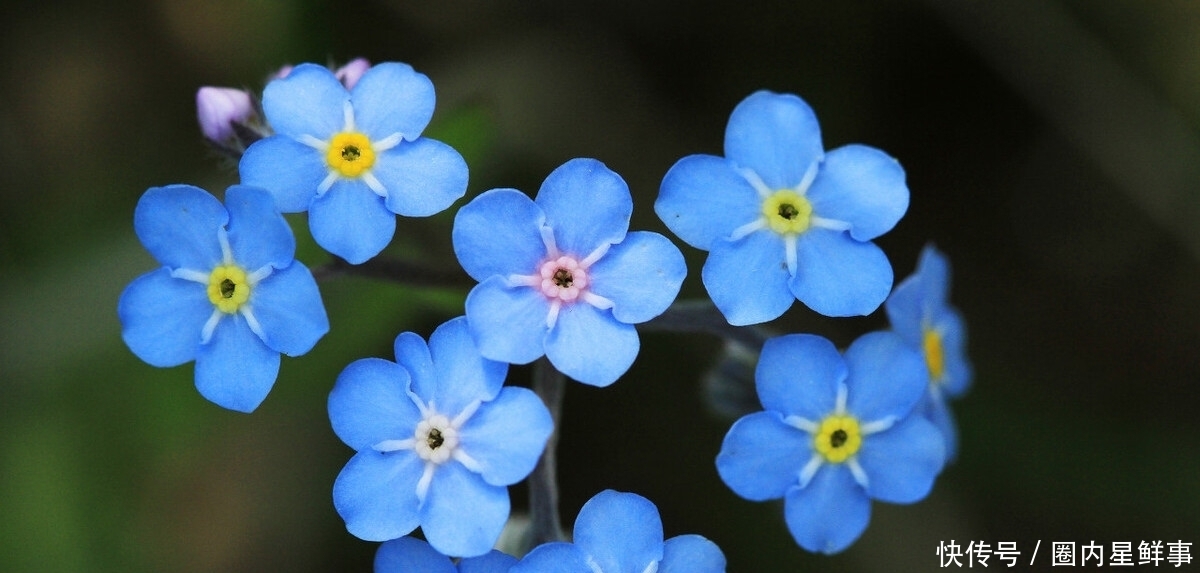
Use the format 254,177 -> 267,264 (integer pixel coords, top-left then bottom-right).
452,158 -> 686,387
118,185 -> 329,413
657,90 -> 909,325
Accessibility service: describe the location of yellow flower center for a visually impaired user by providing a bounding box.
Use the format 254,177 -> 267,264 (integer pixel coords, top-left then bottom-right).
207,264 -> 251,314
813,414 -> 862,463
923,327 -> 945,382
326,132 -> 376,177
761,189 -> 813,235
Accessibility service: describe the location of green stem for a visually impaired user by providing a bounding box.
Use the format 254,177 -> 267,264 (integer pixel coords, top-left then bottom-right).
641,298 -> 774,351
527,357 -> 567,547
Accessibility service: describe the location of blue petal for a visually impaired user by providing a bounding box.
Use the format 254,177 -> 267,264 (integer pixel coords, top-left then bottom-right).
376,137 -> 469,217
464,277 -> 549,365
510,543 -> 590,573
194,315 -> 279,413
458,386 -> 553,486
783,467 -> 871,554
573,490 -> 664,573
224,185 -> 296,270
921,388 -> 960,462
333,449 -> 423,542
458,550 -> 519,573
806,144 -> 908,241
238,136 -> 327,213
655,154 -> 760,250
715,411 -> 811,501
790,229 -> 893,317
374,537 -> 456,573
421,461 -> 510,558
843,331 -> 927,422
756,334 -> 844,420
134,185 -> 225,271
938,308 -> 973,397
702,231 -> 793,326
856,414 -> 945,503
308,183 -> 396,264
544,303 -> 639,387
659,535 -> 727,573
351,62 -> 436,141
452,188 -> 547,281
393,331 -> 438,403
724,91 -> 824,190
118,269 -> 210,367
427,316 -> 506,415
587,231 -> 686,324
261,63 -> 346,139
328,358 -> 420,450
247,262 -> 328,356
536,158 -> 632,257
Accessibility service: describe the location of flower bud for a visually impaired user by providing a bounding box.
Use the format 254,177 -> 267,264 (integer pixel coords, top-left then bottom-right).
334,58 -> 371,89
195,86 -> 255,143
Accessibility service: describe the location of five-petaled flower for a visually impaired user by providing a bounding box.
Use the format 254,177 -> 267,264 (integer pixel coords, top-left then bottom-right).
239,61 -> 468,264
452,157 -> 687,387
118,184 -> 329,413
374,536 -> 516,573
511,490 -> 727,573
885,244 -> 973,461
657,90 -> 909,325
715,332 -> 945,554
328,316 -> 553,557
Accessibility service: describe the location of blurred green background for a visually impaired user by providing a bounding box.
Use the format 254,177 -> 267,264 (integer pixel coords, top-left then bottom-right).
3,0 -> 1199,571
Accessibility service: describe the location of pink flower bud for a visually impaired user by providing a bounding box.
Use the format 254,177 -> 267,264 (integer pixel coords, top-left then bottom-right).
195,87 -> 255,142
334,58 -> 371,89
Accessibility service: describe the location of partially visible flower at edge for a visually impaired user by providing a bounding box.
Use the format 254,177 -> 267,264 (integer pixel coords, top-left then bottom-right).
511,489 -> 726,573
118,184 -> 329,413
452,157 -> 687,387
374,536 -> 516,573
885,243 -> 973,461
335,57 -> 371,90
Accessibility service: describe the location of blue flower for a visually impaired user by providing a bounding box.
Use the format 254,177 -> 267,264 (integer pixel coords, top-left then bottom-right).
511,490 -> 726,573
885,244 -> 972,461
715,332 -> 944,554
452,158 -> 686,387
374,536 -> 516,573
328,316 -> 553,557
239,62 -> 468,264
656,90 -> 909,325
118,185 -> 329,413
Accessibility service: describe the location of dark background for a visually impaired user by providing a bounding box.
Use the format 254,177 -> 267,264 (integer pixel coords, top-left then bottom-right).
2,0 -> 1198,571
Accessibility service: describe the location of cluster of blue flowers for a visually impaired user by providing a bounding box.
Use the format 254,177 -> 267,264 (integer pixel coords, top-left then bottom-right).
120,58 -> 971,569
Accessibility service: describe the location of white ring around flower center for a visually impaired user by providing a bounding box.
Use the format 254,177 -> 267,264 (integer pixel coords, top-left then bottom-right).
413,413 -> 459,464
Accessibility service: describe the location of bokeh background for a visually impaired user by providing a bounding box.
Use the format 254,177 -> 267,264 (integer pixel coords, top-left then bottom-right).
3,0 -> 1199,571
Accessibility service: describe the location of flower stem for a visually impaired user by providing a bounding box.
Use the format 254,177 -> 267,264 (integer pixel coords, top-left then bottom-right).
641,298 -> 774,351
311,256 -> 473,289
527,357 -> 567,547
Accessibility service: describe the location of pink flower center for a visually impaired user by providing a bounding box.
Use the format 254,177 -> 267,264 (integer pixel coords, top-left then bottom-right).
539,256 -> 590,302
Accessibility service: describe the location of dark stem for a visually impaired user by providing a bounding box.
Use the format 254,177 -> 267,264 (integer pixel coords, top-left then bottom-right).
310,256 -> 473,289
526,357 -> 567,547
641,298 -> 774,352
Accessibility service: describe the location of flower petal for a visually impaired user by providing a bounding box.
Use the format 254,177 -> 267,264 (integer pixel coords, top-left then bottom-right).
393,331 -> 437,403
807,144 -> 908,242
333,449 -> 423,542
328,357 -> 420,450
702,231 -> 793,326
428,316 -> 506,414
587,231 -> 686,324
921,388 -> 961,463
376,137 -> 469,217
118,269 -> 210,367
574,490 -> 664,573
464,278 -> 549,365
790,229 -> 893,317
856,414 -> 945,504
247,262 -> 328,356
756,334 -> 844,419
238,136 -> 327,213
261,63 -> 346,139
544,303 -> 639,387
783,467 -> 871,554
134,185 -> 226,271
351,62 -> 436,141
453,188 -> 547,281
536,158 -> 632,257
655,154 -> 761,250
659,535 -> 727,573
459,550 -> 519,573
194,315 -> 279,413
938,309 -> 973,397
421,461 -> 510,558
843,331 -> 927,422
716,411 -> 811,501
224,185 -> 296,270
308,182 -> 396,264
374,537 -> 456,573
510,543 -> 590,573
724,90 -> 824,190
458,386 -> 553,486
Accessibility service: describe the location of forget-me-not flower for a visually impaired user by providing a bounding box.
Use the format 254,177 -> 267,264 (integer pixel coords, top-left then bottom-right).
716,332 -> 945,554
329,316 -> 553,557
118,185 -> 329,413
240,61 -> 468,264
657,90 -> 909,325
452,158 -> 686,387
885,244 -> 972,461
511,490 -> 726,573
374,536 -> 516,573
